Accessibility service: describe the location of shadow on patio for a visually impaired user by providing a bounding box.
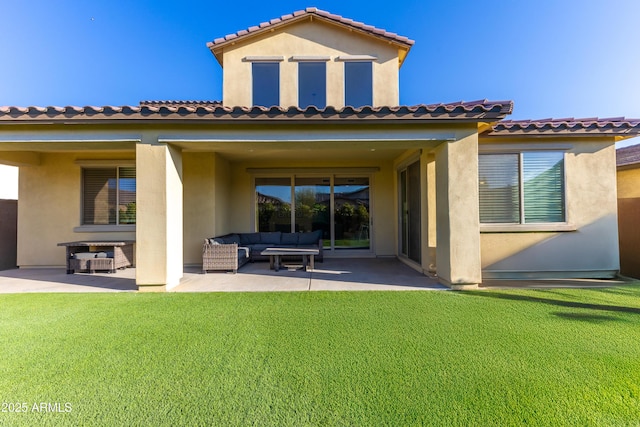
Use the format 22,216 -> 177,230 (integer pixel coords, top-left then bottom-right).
0,258 -> 444,293
174,258 -> 446,292
0,267 -> 137,293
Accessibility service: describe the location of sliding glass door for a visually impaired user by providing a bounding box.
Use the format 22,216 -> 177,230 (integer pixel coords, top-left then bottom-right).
256,175 -> 371,251
294,177 -> 331,244
399,161 -> 421,263
256,177 -> 292,233
334,177 -> 370,249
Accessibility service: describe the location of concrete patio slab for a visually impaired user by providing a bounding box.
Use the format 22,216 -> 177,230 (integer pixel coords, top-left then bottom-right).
0,259 -> 634,293
0,258 -> 444,293
173,258 -> 445,292
305,258 -> 445,291
176,263 -> 312,292
0,267 -> 137,293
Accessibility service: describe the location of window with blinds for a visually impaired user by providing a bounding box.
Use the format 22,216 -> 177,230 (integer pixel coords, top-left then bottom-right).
82,167 -> 136,225
479,152 -> 564,224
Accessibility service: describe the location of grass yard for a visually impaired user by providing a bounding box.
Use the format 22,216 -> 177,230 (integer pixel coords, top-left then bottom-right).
1,286 -> 639,426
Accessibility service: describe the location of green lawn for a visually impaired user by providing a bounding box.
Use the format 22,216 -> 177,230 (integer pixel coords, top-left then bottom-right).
1,287 -> 639,426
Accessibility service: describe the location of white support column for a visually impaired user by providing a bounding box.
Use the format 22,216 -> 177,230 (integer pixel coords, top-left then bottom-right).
135,139 -> 183,291
435,132 -> 482,289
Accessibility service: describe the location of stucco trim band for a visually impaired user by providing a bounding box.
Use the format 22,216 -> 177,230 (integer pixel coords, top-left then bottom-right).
480,223 -> 576,233
243,56 -> 284,62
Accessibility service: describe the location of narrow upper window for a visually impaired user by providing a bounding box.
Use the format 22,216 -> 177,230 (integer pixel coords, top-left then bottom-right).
479,152 -> 565,224
298,62 -> 326,109
345,62 -> 373,107
252,62 -> 279,107
82,167 -> 136,225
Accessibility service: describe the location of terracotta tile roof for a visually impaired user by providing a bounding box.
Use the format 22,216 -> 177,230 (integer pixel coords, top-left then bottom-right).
0,100 -> 512,123
207,7 -> 415,51
140,100 -> 221,107
484,117 -> 640,137
617,143 -> 640,167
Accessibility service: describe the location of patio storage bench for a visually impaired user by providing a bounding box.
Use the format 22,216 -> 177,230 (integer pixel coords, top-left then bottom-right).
202,230 -> 323,273
58,241 -> 134,274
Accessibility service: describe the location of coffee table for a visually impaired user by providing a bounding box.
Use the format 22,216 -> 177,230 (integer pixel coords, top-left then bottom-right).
260,248 -> 320,272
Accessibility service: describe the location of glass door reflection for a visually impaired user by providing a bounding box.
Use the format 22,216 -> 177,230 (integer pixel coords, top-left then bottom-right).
256,177 -> 292,232
294,177 -> 331,245
333,177 -> 370,249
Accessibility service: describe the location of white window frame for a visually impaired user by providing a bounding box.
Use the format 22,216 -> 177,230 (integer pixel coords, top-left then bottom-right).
251,169 -> 375,255
250,61 -> 281,107
478,148 -> 574,233
342,61 -> 374,107
74,160 -> 136,232
336,55 -> 376,107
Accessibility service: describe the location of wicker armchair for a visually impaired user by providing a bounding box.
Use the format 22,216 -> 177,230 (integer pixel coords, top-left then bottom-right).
202,242 -> 249,273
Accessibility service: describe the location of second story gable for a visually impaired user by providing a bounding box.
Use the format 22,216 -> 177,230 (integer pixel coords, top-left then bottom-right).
207,8 -> 414,109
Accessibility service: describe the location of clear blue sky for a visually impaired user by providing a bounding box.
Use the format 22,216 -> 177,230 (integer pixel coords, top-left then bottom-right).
1,0 -> 639,127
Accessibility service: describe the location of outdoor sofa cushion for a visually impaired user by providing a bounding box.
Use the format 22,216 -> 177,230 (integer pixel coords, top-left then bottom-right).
72,252 -> 96,260
72,252 -> 115,259
260,231 -> 282,244
240,232 -> 261,245
248,244 -> 271,253
281,233 -> 299,245
298,230 -> 322,245
214,234 -> 240,244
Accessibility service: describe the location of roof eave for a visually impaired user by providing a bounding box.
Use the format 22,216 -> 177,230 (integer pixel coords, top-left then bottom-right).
617,163 -> 640,170
483,130 -> 640,138
0,101 -> 512,124
484,118 -> 640,139
207,11 -> 414,67
0,115 -> 508,126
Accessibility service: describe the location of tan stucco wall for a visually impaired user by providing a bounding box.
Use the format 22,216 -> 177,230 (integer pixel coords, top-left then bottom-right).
182,152 -> 232,266
435,132 -> 482,287
617,168 -> 640,198
221,20 -> 399,108
480,139 -> 619,278
136,142 -> 183,290
17,152 -> 135,267
422,152 -> 437,272
183,152 -> 216,265
215,154 -> 232,235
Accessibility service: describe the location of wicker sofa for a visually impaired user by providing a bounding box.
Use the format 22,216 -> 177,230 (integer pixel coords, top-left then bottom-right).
202,230 -> 323,273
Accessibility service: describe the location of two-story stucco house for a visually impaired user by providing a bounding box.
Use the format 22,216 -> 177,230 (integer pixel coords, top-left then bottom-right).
1,8 -> 639,291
